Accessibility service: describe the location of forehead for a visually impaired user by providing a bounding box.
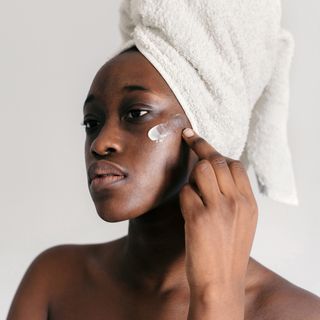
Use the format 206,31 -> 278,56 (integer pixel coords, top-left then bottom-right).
90,50 -> 174,98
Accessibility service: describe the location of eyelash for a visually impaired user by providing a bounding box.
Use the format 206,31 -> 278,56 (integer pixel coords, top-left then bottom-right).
81,109 -> 149,131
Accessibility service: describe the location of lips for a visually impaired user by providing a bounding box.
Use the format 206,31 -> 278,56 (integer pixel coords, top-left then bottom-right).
88,160 -> 128,184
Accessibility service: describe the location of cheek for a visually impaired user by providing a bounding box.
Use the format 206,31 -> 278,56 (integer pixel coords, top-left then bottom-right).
138,124 -> 190,197
93,140 -> 184,222
147,113 -> 187,143
145,113 -> 190,183
83,116 -> 191,221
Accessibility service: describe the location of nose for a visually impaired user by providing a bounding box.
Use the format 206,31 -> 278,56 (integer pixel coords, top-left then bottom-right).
89,120 -> 123,157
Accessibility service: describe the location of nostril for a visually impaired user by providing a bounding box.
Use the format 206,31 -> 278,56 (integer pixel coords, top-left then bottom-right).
104,149 -> 112,156
91,149 -> 113,158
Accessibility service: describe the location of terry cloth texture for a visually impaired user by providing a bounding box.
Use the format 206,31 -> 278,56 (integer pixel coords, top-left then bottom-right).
107,0 -> 298,206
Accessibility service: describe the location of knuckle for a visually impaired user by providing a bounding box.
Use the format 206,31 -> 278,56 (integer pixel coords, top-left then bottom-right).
229,160 -> 245,172
208,152 -> 226,167
222,192 -> 258,217
188,210 -> 200,224
180,183 -> 192,196
250,198 -> 259,216
190,137 -> 207,149
243,191 -> 258,211
179,184 -> 191,201
194,160 -> 210,174
189,209 -> 207,225
240,194 -> 259,217
225,196 -> 240,213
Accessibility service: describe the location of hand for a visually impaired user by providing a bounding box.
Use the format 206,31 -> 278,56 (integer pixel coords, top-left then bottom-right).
179,128 -> 258,296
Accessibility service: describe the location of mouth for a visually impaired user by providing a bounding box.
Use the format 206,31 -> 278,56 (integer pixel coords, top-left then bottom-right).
92,173 -> 125,181
88,160 -> 128,185
90,174 -> 127,192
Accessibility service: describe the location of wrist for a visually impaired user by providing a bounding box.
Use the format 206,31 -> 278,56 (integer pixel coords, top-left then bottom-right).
189,282 -> 245,307
188,286 -> 245,320
189,280 -> 245,296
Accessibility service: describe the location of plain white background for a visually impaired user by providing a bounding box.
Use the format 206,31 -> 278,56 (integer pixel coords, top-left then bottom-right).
1,0 -> 319,318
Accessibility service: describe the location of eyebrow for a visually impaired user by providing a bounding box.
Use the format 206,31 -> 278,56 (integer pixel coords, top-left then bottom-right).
122,84 -> 151,93
83,84 -> 154,110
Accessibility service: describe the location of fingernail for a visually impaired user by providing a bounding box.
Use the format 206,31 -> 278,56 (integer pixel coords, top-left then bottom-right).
182,128 -> 194,137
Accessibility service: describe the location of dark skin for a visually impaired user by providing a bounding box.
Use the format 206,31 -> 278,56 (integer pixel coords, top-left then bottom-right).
7,48 -> 320,320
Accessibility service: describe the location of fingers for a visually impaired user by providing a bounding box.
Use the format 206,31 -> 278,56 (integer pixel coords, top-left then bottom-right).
190,160 -> 219,206
227,159 -> 254,198
182,128 -> 253,198
179,183 -> 203,221
182,128 -> 235,196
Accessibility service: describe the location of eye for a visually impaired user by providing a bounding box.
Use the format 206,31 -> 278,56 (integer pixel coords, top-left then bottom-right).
126,109 -> 149,120
80,119 -> 100,131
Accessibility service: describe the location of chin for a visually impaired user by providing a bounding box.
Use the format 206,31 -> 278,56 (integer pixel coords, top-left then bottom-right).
93,197 -> 158,223
94,203 -> 131,222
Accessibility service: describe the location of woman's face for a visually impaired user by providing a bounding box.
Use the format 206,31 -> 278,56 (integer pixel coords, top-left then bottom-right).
84,49 -> 196,222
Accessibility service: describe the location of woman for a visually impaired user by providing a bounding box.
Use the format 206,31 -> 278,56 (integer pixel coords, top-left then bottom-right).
7,44 -> 320,320
7,0 -> 320,318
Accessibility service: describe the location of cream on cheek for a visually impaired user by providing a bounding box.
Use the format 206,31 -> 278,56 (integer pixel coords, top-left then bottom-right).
147,114 -> 188,143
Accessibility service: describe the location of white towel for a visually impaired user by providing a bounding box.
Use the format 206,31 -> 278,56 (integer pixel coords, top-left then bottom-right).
108,0 -> 298,206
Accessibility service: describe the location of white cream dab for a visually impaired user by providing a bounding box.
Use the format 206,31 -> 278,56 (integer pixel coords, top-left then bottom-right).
147,114 -> 187,143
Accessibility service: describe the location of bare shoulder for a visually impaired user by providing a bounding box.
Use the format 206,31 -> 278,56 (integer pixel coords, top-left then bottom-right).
252,261 -> 320,320
7,244 -> 86,319
7,239 -> 122,320
18,239 -> 121,285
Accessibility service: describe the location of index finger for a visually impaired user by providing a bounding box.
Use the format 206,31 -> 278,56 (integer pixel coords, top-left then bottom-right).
181,127 -> 224,162
182,128 -> 253,197
181,127 -> 235,195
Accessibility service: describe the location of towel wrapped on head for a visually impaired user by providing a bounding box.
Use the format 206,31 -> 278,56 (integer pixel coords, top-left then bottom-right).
108,0 -> 298,206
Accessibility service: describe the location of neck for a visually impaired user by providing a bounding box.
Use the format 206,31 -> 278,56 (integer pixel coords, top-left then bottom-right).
118,195 -> 188,294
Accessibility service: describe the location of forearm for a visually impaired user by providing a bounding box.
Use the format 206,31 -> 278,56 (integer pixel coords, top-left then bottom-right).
187,285 -> 245,320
